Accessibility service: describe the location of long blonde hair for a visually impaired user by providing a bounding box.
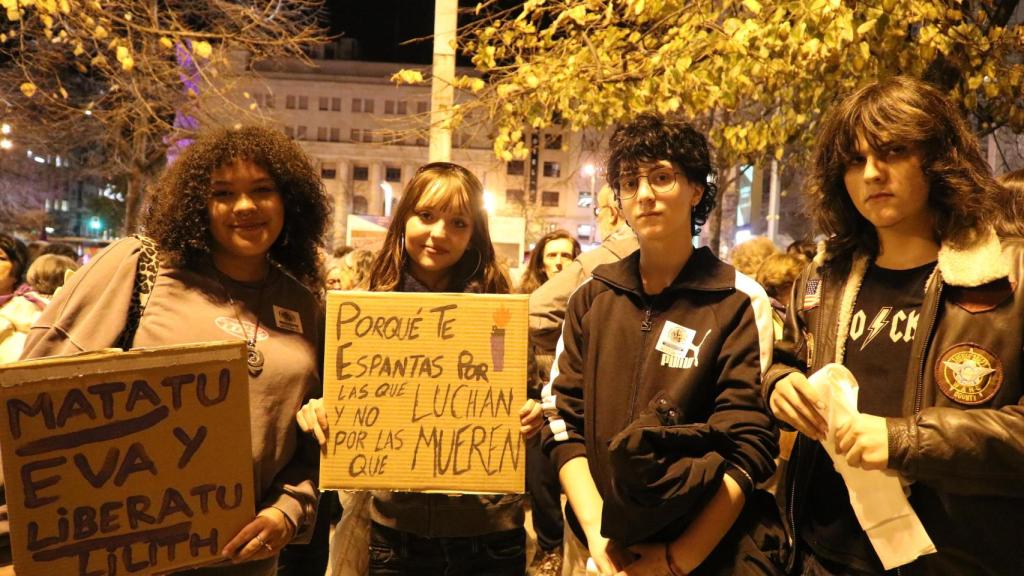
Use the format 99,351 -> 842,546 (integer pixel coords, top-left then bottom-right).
367,162 -> 509,294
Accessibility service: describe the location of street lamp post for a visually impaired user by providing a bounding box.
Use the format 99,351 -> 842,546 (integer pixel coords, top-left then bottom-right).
583,163 -> 599,242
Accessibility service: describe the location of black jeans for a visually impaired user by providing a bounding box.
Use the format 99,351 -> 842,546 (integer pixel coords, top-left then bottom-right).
369,522 -> 526,576
526,433 -> 564,552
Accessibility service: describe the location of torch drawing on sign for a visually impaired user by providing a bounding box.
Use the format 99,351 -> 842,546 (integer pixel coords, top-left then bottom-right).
491,306 -> 511,372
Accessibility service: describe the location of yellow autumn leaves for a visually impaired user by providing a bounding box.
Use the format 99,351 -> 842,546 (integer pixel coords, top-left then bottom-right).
457,0 -> 1024,166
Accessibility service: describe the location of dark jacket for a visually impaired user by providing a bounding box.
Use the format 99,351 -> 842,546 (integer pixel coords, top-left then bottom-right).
369,272 -> 524,538
541,247 -> 778,547
764,229 -> 1024,575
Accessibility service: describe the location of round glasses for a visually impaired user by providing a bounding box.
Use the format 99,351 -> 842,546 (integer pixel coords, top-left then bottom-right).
616,166 -> 682,199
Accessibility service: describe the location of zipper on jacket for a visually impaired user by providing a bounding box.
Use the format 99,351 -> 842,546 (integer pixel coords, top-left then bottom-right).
627,304 -> 655,419
914,282 -> 941,415
786,274 -> 827,572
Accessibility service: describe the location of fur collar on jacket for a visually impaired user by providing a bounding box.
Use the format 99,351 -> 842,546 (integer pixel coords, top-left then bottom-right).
827,227 -> 1008,364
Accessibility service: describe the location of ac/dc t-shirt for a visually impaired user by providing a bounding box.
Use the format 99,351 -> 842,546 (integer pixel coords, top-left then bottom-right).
802,261 -> 935,574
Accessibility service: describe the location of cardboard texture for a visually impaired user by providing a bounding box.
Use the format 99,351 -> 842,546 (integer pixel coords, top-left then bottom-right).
0,341 -> 256,576
322,291 -> 527,493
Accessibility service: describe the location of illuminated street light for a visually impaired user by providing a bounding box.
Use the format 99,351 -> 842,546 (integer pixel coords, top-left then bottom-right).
0,139 -> 11,151
0,123 -> 10,135
483,189 -> 496,214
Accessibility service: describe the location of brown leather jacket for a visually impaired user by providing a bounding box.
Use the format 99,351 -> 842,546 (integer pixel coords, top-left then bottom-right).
765,229 -> 1024,575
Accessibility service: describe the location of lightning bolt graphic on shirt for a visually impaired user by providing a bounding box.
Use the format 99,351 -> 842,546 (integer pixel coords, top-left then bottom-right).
861,306 -> 893,351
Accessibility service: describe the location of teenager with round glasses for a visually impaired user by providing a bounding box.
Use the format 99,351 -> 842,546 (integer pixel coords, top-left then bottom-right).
541,113 -> 781,575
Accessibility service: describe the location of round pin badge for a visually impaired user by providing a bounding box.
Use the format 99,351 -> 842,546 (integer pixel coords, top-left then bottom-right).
934,343 -> 1003,405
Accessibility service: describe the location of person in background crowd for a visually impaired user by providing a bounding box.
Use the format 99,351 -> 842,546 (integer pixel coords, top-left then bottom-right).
755,253 -> 807,339
730,236 -> 779,277
39,242 -> 79,262
518,230 -> 581,294
325,249 -> 374,291
786,240 -> 818,261
0,234 -> 36,363
542,113 -> 781,575
26,254 -> 79,297
19,125 -> 330,576
515,228 -> 581,576
766,76 -> 1024,575
297,162 -> 543,576
0,234 -> 28,301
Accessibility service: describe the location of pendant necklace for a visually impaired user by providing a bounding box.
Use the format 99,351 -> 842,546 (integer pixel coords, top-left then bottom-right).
220,277 -> 267,378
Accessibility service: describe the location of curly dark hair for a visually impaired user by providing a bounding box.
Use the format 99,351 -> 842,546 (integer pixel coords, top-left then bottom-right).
809,76 -> 1004,267
143,125 -> 331,290
606,113 -> 718,236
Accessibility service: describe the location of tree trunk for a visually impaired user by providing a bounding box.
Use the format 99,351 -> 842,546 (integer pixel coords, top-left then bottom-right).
123,170 -> 145,235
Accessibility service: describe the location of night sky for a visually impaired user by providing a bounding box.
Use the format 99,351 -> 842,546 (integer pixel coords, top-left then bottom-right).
327,1 -> 440,64
326,1 -> 511,65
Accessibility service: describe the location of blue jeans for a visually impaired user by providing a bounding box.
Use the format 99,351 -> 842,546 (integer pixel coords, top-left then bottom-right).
369,522 -> 526,576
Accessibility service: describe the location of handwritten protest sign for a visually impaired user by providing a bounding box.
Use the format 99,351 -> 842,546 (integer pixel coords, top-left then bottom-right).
322,292 -> 527,493
0,341 -> 255,576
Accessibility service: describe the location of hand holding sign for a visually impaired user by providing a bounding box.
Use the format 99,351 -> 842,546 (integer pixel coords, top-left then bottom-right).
322,292 -> 528,493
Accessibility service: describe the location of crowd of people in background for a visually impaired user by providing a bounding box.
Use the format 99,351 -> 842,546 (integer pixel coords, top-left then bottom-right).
0,75 -> 1022,576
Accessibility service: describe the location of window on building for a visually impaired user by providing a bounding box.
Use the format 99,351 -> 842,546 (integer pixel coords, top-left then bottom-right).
364,99 -> 375,113
362,129 -> 373,143
577,190 -> 594,208
541,191 -> 560,207
543,162 -> 561,178
331,97 -> 341,111
417,101 -> 428,114
319,97 -> 329,111
285,95 -> 296,109
321,163 -> 337,179
330,127 -> 341,142
317,126 -> 327,141
352,196 -> 369,215
507,161 -> 525,176
506,189 -> 525,206
544,134 -> 563,149
298,95 -> 308,110
350,129 -> 361,142
353,166 -> 369,181
284,126 -> 294,139
296,125 -> 307,140
264,94 -> 275,109
352,98 -> 362,113
385,167 -> 402,182
385,100 -> 395,114
397,101 -> 408,115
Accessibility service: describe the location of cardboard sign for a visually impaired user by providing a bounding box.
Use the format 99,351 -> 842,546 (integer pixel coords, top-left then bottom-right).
0,342 -> 256,576
322,292 -> 527,493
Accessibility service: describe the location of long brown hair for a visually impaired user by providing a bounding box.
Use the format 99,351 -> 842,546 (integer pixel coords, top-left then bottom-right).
367,162 -> 509,294
808,76 -> 1003,268
518,229 -> 581,294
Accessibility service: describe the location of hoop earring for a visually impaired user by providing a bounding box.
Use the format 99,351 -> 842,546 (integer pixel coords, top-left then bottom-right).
461,247 -> 483,284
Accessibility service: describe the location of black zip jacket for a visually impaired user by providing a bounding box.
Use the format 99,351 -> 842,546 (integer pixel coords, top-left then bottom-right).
541,247 -> 778,547
764,229 -> 1024,575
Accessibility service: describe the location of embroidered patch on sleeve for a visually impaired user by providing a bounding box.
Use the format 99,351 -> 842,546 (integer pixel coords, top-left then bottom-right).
935,343 -> 1002,405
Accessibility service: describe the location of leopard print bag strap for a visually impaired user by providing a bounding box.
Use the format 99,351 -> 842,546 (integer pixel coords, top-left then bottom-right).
117,234 -> 159,350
